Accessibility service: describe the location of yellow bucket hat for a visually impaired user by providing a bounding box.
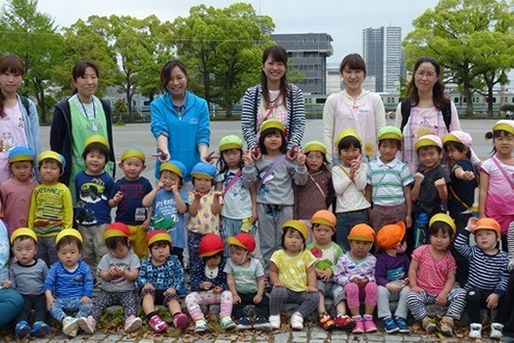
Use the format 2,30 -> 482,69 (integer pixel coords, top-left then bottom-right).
429,213 -> 456,234
492,120 -> 514,135
38,151 -> 66,168
219,135 -> 244,152
377,126 -> 402,141
282,219 -> 309,241
84,134 -> 109,149
303,141 -> 327,155
259,119 -> 285,134
414,134 -> 442,151
10,227 -> 37,244
56,229 -> 83,245
121,149 -> 145,162
335,128 -> 361,147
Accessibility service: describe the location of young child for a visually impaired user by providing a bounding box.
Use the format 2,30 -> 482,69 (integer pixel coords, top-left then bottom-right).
332,129 -> 371,252
0,147 -> 38,237
3,228 -> 49,338
333,224 -> 377,333
442,130 -> 478,285
375,222 -> 410,334
268,220 -> 319,330
75,135 -> 114,275
109,149 -> 153,258
87,223 -> 142,333
215,135 -> 257,257
44,229 -> 94,337
224,232 -> 270,330
367,126 -> 413,231
454,217 -> 509,339
137,230 -> 188,332
410,135 -> 450,249
294,141 -> 334,227
187,162 -> 222,269
306,210 -> 345,331
142,161 -> 188,263
29,151 -> 73,266
185,234 -> 236,332
479,120 -> 514,249
406,214 -> 466,336
242,119 -> 308,272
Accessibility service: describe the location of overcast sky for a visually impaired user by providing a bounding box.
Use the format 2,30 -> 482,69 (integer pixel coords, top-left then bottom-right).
35,0 -> 440,66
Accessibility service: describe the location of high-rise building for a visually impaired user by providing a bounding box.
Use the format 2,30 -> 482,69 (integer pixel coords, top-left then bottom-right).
271,33 -> 333,94
385,26 -> 402,91
362,27 -> 384,92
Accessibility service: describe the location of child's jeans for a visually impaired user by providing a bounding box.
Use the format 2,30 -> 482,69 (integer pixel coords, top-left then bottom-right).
15,294 -> 47,324
406,288 -> 466,320
127,224 -> 148,258
345,281 -> 378,310
232,292 -> 270,320
269,287 -> 319,318
187,231 -> 204,271
91,290 -> 139,321
78,224 -> 109,275
36,236 -> 58,266
465,288 -> 505,324
377,285 -> 410,319
185,290 -> 233,320
49,296 -> 92,322
336,209 -> 369,252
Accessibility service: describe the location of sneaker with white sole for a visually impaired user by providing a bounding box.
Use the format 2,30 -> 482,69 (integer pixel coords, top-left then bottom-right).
491,322 -> 504,339
77,316 -> 95,334
469,323 -> 482,339
62,317 -> 78,337
194,318 -> 208,333
290,312 -> 304,330
269,314 -> 281,329
124,315 -> 142,333
220,316 -> 236,330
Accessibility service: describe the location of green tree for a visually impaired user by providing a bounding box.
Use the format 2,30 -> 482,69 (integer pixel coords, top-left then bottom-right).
174,3 -> 274,116
0,0 -> 63,123
403,0 -> 513,116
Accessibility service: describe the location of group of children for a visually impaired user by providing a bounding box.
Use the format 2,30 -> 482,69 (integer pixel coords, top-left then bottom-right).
1,117 -> 513,340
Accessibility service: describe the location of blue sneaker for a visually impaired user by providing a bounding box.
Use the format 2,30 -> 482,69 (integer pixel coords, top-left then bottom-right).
382,317 -> 399,334
395,317 -> 410,334
236,317 -> 252,330
15,321 -> 31,339
31,321 -> 50,338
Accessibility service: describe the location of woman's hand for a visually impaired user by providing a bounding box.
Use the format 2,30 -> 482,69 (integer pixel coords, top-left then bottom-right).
152,148 -> 170,163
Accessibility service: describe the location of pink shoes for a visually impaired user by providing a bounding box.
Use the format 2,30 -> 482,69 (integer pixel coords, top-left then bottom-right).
173,312 -> 188,329
363,315 -> 377,333
149,314 -> 168,332
352,316 -> 364,334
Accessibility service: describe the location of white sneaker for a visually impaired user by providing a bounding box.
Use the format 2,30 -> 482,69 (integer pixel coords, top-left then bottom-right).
62,317 -> 78,337
469,323 -> 482,339
77,316 -> 95,334
290,312 -> 304,330
124,315 -> 142,333
220,316 -> 236,330
491,322 -> 504,339
269,314 -> 281,329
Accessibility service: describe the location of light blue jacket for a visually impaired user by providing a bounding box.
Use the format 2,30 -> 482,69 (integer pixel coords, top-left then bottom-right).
17,95 -> 41,179
150,91 -> 210,181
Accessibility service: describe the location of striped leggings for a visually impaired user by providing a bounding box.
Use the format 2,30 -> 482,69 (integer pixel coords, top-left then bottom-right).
406,288 -> 466,320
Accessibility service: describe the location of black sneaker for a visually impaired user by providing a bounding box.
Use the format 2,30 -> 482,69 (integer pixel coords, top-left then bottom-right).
253,316 -> 272,331
236,317 -> 252,330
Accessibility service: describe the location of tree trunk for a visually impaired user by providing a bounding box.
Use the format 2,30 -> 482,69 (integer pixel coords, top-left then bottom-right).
487,84 -> 494,118
126,77 -> 133,123
460,63 -> 474,116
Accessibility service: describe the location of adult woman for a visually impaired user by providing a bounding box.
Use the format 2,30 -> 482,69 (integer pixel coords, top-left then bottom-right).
50,61 -> 115,202
0,55 -> 41,183
150,60 -> 210,182
0,219 -> 23,328
241,45 -> 305,155
394,57 -> 478,174
323,54 -> 385,164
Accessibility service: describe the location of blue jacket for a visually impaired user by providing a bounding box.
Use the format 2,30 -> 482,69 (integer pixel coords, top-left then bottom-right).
17,95 -> 41,179
150,91 -> 210,181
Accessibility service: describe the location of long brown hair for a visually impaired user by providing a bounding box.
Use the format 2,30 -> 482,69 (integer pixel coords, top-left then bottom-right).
405,57 -> 448,110
0,55 -> 25,117
260,45 -> 289,108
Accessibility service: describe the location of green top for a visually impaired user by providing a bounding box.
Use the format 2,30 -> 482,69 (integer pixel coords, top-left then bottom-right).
307,241 -> 344,272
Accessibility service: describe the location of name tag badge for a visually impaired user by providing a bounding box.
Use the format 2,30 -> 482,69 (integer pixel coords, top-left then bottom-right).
135,207 -> 146,221
190,118 -> 199,125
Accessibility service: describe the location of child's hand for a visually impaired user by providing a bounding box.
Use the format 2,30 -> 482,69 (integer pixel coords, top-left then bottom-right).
242,149 -> 255,166
213,190 -> 224,199
143,283 -> 155,291
486,293 -> 500,309
194,191 -> 204,200
171,184 -> 179,194
351,277 -> 363,286
414,172 -> 425,184
1,280 -> 12,288
286,145 -> 298,160
80,296 -> 91,304
434,177 -> 446,189
320,269 -> 333,282
213,286 -> 223,294
201,281 -> 213,290
273,281 -> 283,288
112,191 -> 123,205
403,278 -> 410,285
435,293 -> 448,306
385,282 -> 402,292
164,287 -> 176,296
307,285 -> 318,293
462,171 -> 475,181
295,149 -> 306,166
233,294 -> 241,304
253,293 -> 263,304
251,148 -> 262,162
466,217 -> 479,232
157,181 -> 164,190
142,217 -> 151,231
349,155 -> 361,177
252,208 -> 258,223
410,285 -> 423,294
46,294 -> 56,310
405,214 -> 412,228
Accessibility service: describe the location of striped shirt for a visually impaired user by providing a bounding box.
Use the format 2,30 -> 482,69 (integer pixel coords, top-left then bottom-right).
367,157 -> 413,206
454,230 -> 509,295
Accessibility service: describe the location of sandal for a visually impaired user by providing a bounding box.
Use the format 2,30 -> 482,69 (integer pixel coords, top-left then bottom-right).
319,312 -> 335,331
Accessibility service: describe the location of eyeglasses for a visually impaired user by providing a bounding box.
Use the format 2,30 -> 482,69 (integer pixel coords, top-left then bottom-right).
416,70 -> 437,78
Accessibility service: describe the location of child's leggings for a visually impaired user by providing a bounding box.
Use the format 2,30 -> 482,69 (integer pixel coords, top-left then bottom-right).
90,290 -> 138,321
49,297 -> 92,322
345,281 -> 378,310
406,288 -> 466,320
185,290 -> 233,320
269,287 -> 319,318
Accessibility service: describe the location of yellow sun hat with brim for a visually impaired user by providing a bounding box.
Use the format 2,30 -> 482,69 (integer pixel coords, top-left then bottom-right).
84,134 -> 109,149
146,229 -> 172,247
121,149 -> 145,163
492,120 -> 514,136
429,213 -> 456,234
414,134 -> 442,151
303,141 -> 327,155
282,219 -> 309,241
10,227 -> 37,244
335,128 -> 362,147
103,222 -> 130,241
219,135 -> 244,152
160,160 -> 186,179
310,210 -> 336,229
377,126 -> 402,141
8,147 -> 35,164
38,151 -> 66,169
347,224 -> 375,242
259,119 -> 285,134
56,229 -> 83,245
442,130 -> 473,148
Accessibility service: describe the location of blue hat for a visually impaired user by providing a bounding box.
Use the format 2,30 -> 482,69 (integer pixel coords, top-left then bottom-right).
8,146 -> 35,163
38,151 -> 66,169
191,162 -> 216,180
160,160 -> 187,179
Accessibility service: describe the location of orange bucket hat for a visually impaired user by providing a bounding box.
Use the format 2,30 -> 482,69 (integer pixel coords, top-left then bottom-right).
348,224 -> 375,242
377,221 -> 406,249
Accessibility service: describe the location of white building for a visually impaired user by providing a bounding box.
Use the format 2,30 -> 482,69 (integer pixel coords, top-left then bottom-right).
385,26 -> 402,91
